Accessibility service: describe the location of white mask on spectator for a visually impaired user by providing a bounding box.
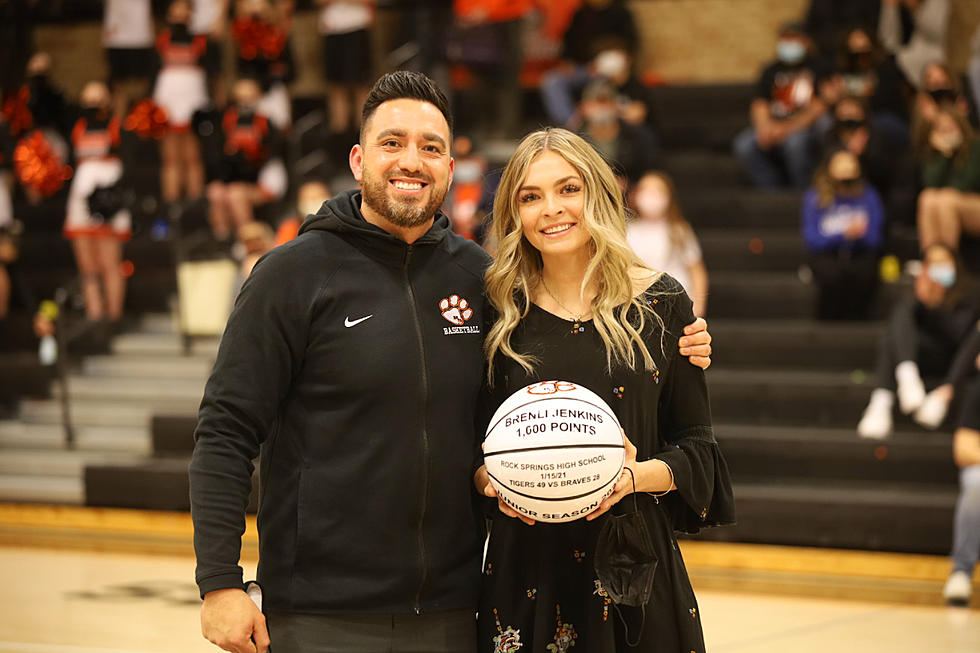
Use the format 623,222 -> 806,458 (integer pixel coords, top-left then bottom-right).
777,40 -> 806,65
635,190 -> 669,218
595,50 -> 629,80
928,262 -> 956,288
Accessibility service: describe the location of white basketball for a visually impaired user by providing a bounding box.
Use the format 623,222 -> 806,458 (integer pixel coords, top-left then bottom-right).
483,380 -> 626,523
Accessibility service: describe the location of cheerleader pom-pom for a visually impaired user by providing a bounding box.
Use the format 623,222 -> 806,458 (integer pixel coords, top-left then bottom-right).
125,99 -> 169,139
14,130 -> 72,197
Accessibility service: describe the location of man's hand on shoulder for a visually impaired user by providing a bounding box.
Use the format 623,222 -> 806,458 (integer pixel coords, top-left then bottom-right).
201,588 -> 270,653
680,317 -> 712,370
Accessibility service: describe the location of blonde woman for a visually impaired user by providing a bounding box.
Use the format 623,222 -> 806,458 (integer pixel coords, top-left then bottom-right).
473,128 -> 734,653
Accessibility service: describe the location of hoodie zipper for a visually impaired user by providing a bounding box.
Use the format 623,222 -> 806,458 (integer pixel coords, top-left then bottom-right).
404,245 -> 431,614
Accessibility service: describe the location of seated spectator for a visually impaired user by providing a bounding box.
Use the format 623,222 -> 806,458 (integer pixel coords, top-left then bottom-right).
822,26 -> 910,146
626,171 -> 708,317
916,107 -> 980,251
232,0 -> 294,130
316,0 -> 374,141
804,0 -> 882,58
207,78 -> 285,240
858,244 -> 980,439
154,0 -> 209,205
802,149 -> 885,320
944,374 -> 980,606
912,61 -> 972,140
539,0 -> 638,128
578,80 -> 658,186
63,81 -> 132,327
824,96 -> 902,196
879,0 -> 949,91
733,22 -> 829,189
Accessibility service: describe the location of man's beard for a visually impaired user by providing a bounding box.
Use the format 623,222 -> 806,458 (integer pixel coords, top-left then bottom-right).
361,168 -> 448,228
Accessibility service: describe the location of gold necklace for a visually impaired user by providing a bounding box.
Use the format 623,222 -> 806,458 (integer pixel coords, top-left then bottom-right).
541,279 -> 589,334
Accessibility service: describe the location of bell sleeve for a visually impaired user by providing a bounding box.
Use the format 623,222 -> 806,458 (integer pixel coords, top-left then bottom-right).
648,276 -> 736,534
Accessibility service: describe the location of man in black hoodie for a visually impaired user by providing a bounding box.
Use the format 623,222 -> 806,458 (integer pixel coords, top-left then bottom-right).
190,71 -> 713,653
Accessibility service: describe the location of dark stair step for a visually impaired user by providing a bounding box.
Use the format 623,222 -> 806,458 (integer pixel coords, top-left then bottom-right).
708,272 -> 814,320
691,479 -> 956,555
715,423 -> 956,486
681,189 -> 802,230
660,151 -> 743,188
651,84 -> 755,150
707,368 -> 871,427
84,457 -> 258,512
0,352 -> 55,399
709,319 -> 881,370
699,229 -> 804,272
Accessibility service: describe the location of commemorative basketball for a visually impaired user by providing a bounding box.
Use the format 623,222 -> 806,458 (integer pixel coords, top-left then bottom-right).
483,381 -> 626,523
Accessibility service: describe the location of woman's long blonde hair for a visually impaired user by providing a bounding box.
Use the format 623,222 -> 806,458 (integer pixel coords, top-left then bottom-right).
484,128 -> 663,382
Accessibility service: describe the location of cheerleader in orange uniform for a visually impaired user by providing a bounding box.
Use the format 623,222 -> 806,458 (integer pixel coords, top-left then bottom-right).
64,81 -> 130,325
154,0 -> 210,203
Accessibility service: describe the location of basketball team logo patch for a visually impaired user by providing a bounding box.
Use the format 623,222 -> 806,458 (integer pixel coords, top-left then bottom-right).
440,295 -> 480,335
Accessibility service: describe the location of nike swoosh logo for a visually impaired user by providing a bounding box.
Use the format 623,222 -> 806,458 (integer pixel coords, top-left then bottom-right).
344,315 -> 373,328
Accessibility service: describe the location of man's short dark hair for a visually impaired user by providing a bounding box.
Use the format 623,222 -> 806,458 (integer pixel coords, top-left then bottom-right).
360,71 -> 453,140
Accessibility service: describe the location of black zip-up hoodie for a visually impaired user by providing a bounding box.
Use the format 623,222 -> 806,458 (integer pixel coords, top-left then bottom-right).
190,190 -> 491,614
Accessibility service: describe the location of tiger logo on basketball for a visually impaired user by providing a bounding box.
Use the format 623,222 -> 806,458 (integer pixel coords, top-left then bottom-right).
527,381 -> 578,395
440,294 -> 480,335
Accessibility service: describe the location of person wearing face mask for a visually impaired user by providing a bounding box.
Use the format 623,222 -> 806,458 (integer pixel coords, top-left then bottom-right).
578,80 -> 658,187
858,244 -> 980,439
733,22 -> 831,189
62,81 -> 132,331
824,97 -> 902,197
626,171 -> 708,317
154,0 -> 210,207
802,149 -> 884,320
821,27 -> 910,146
539,0 -> 639,128
206,78 -> 284,241
909,62 -> 974,149
916,107 -> 980,252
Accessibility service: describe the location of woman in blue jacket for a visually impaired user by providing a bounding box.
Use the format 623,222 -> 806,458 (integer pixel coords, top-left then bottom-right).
802,148 -> 885,320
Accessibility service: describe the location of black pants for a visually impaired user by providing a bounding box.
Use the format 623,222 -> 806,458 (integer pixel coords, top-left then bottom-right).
809,252 -> 878,321
266,609 -> 477,653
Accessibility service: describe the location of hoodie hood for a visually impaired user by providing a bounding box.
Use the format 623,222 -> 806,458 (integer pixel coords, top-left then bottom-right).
299,189 -> 452,263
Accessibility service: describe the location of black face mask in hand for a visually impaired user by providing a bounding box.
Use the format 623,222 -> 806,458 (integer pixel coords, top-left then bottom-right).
593,469 -> 658,646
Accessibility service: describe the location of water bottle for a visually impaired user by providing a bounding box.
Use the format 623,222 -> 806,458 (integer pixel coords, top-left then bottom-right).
39,334 -> 57,365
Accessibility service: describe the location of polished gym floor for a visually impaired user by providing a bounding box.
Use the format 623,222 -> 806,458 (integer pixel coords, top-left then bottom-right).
0,545 -> 977,653
0,504 -> 977,653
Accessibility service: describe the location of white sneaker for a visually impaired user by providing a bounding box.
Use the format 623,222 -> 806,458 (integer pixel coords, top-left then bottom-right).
943,570 -> 972,606
915,389 -> 950,429
858,390 -> 894,439
896,361 -> 926,414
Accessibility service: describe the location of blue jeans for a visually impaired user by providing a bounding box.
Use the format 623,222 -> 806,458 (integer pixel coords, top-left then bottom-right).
540,65 -> 592,126
952,464 -> 980,575
733,124 -> 817,189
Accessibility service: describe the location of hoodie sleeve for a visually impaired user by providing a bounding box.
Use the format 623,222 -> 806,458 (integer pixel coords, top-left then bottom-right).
189,244 -> 321,597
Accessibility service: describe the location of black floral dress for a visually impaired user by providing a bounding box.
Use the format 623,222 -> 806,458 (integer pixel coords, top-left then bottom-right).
478,275 -> 735,653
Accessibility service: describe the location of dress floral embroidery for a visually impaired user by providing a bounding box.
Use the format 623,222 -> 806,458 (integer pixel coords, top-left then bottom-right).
546,605 -> 577,653
593,579 -> 612,622
492,608 -> 523,652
